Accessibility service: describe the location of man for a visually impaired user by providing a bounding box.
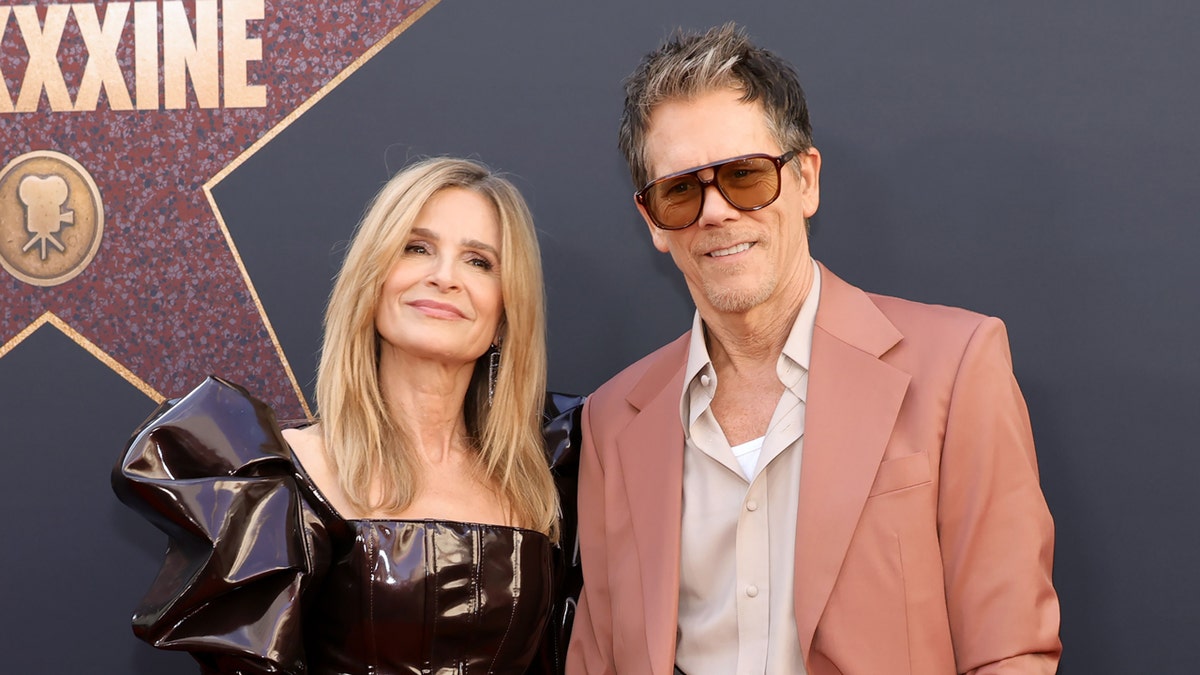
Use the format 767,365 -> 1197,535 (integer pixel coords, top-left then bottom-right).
567,24 -> 1061,675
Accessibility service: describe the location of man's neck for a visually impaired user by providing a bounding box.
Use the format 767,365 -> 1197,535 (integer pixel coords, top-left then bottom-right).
702,259 -> 814,375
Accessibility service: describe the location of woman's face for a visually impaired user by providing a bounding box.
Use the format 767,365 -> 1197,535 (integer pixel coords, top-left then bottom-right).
375,188 -> 504,368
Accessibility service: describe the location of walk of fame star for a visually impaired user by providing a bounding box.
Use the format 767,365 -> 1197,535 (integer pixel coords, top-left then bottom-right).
0,0 -> 438,418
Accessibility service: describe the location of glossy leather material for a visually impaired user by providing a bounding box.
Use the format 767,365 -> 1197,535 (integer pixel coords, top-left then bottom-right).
535,393 -> 585,673
305,520 -> 552,675
113,376 -> 584,675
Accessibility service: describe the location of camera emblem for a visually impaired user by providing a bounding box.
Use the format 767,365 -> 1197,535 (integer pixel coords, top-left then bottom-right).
0,151 -> 104,287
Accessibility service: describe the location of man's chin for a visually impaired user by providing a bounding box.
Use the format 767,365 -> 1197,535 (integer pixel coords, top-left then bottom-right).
701,283 -> 773,315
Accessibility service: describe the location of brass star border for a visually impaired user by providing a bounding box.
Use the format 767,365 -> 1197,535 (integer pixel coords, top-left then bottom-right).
0,0 -> 441,419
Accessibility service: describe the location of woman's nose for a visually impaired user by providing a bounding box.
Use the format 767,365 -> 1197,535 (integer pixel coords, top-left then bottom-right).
425,255 -> 460,290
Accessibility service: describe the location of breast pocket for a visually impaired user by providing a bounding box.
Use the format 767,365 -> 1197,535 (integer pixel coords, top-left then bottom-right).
868,451 -> 932,496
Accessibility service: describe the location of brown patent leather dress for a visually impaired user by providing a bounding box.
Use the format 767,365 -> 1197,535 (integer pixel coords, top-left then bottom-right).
113,377 -> 584,675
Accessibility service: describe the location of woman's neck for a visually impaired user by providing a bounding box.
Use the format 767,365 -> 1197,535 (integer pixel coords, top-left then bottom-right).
377,348 -> 477,465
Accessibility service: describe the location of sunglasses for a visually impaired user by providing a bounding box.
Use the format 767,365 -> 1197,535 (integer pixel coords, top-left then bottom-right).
635,151 -> 798,230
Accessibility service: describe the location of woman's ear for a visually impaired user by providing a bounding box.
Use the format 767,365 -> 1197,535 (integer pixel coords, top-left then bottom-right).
493,316 -> 506,347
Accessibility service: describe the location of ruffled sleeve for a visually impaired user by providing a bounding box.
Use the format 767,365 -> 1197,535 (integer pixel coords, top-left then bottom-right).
112,376 -> 327,675
529,392 -> 586,675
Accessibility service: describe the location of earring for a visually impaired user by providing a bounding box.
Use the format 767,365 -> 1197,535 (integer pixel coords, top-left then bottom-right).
487,343 -> 501,405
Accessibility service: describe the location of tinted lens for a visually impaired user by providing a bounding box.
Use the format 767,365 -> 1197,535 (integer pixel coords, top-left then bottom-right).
644,175 -> 704,229
639,153 -> 791,229
715,156 -> 781,209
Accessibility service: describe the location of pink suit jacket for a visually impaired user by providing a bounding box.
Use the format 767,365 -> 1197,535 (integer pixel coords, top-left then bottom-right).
567,264 -> 1061,675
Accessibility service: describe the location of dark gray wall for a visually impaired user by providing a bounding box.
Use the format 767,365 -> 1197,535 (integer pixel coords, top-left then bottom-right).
2,1 -> 1196,672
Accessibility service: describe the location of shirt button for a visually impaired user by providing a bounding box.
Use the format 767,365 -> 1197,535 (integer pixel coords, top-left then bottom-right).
746,585 -> 759,598
746,500 -> 759,511
700,374 -> 712,387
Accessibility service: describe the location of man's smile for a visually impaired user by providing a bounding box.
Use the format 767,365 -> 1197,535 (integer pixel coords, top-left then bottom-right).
708,241 -> 754,258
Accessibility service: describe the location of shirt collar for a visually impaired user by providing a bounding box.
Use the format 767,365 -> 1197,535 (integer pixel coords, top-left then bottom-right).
778,262 -> 821,396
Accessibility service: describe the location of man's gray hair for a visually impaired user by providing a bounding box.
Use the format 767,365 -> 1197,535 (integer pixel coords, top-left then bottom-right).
618,23 -> 814,190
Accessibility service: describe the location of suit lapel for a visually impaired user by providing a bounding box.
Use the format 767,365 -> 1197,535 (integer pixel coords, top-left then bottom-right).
615,335 -> 688,675
794,265 -> 911,660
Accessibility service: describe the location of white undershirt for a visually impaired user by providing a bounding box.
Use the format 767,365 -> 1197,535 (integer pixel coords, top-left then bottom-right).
731,436 -> 766,479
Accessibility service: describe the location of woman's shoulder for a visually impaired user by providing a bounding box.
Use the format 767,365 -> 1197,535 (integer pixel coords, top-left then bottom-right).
281,423 -> 324,473
281,423 -> 358,519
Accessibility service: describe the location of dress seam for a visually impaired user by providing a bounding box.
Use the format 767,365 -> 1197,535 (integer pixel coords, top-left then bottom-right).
466,525 -> 482,675
486,530 -> 522,674
366,526 -> 379,675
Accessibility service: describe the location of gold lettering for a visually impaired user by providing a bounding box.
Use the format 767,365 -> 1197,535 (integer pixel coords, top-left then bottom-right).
14,5 -> 73,113
0,0 -> 268,115
74,3 -> 134,112
0,7 -> 13,113
133,1 -> 159,110
162,0 -> 219,109
222,0 -> 265,108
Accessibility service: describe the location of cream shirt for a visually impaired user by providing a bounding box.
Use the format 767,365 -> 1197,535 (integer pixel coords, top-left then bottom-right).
674,264 -> 821,675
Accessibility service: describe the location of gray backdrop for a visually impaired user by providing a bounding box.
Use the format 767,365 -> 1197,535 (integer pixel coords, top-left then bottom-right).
2,1 -> 1196,672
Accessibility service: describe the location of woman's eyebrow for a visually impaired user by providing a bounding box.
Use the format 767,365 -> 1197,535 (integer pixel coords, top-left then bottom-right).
463,239 -> 499,257
411,228 -> 498,258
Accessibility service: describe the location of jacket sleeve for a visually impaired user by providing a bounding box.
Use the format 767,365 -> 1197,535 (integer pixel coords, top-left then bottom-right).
112,377 -> 324,675
565,397 -> 617,675
938,318 -> 1061,674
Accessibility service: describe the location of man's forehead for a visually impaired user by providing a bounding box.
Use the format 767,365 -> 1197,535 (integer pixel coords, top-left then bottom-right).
643,91 -> 779,178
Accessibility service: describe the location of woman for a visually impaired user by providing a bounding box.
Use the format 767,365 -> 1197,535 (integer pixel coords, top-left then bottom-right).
113,157 -> 583,674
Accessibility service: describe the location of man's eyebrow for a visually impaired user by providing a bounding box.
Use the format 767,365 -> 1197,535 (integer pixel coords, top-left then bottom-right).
411,228 -> 499,258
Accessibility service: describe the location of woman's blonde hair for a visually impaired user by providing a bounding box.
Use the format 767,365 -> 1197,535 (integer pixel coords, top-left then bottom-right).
316,157 -> 556,539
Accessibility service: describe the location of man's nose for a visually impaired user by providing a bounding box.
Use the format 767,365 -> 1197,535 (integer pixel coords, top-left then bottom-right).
695,178 -> 739,227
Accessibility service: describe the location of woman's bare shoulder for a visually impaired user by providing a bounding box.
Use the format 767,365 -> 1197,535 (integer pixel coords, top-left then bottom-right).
281,424 -> 329,478
281,424 -> 359,517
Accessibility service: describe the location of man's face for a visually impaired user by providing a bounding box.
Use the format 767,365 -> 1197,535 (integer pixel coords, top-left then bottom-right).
638,88 -> 820,317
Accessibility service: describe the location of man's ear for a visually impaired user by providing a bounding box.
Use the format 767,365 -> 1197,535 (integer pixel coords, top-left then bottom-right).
798,147 -> 822,219
636,200 -> 672,253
